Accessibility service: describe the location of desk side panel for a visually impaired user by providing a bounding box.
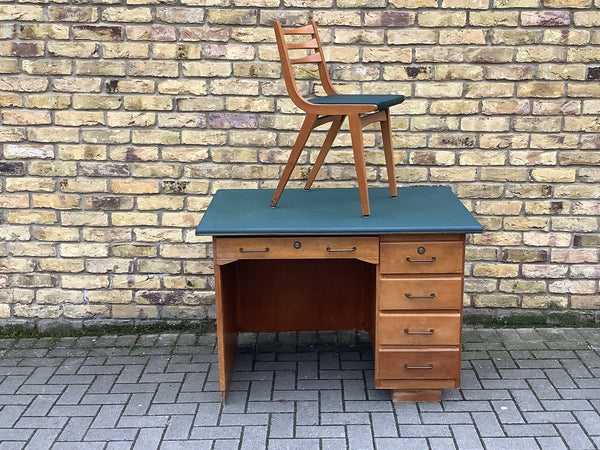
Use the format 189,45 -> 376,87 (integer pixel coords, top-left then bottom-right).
214,239 -> 238,398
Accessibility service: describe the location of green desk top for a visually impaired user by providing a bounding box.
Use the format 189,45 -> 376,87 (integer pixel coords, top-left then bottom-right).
196,186 -> 482,236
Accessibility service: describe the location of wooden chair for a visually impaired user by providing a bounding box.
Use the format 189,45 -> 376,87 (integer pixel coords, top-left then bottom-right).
271,20 -> 405,216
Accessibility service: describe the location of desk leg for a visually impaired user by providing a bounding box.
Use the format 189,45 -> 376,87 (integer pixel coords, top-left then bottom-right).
214,263 -> 237,403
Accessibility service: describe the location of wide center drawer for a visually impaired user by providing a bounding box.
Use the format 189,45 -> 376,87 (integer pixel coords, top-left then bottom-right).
379,276 -> 463,310
380,241 -> 464,274
214,236 -> 379,265
377,348 -> 460,380
378,313 -> 461,346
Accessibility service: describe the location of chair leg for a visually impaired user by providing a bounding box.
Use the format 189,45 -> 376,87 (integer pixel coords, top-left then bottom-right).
380,108 -> 397,198
305,115 -> 345,191
271,113 -> 317,208
348,113 -> 370,217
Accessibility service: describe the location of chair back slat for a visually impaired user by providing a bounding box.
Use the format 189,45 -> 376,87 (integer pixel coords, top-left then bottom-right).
281,23 -> 315,35
287,38 -> 319,50
290,53 -> 322,65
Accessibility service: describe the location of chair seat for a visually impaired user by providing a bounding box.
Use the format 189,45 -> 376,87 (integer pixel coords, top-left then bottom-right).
309,94 -> 405,111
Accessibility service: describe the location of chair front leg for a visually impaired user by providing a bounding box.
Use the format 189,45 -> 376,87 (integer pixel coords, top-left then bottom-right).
271,113 -> 318,207
348,113 -> 370,217
305,115 -> 345,191
380,108 -> 397,198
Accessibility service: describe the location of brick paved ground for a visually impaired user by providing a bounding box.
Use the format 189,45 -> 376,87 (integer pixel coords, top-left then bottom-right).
0,328 -> 599,449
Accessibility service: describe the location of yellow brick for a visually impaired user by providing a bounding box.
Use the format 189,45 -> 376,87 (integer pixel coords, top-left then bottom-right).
113,244 -> 157,258
470,11 -> 518,26
136,196 -> 184,211
72,95 -> 121,110
162,212 -> 206,228
138,260 -> 181,274
64,305 -> 110,319
6,178 -> 55,193
465,82 -> 514,98
60,178 -> 108,193
157,80 -> 207,95
7,211 -> 57,225
564,117 -> 600,132
134,229 -> 183,242
475,201 -> 522,215
480,168 -> 528,181
461,117 -> 510,132
418,11 -> 466,27
2,110 -> 51,125
54,78 -> 102,94
530,168 -> 576,183
414,82 -> 463,98
55,111 -> 104,126
430,100 -> 479,115
112,305 -> 158,319
388,29 -> 436,45
124,95 -> 172,111
110,146 -> 159,161
440,30 -> 486,45
14,305 -> 60,319
61,212 -> 107,227
153,43 -> 202,59
113,275 -> 160,290
107,112 -> 155,127
112,180 -> 160,194
103,42 -> 149,58
112,212 -> 158,226
132,130 -> 180,145
47,42 -> 98,58
32,195 -> 80,210
38,259 -> 84,273
543,29 -> 590,45
28,127 -> 79,143
62,275 -> 109,290
87,290 -> 133,304
183,61 -> 231,77
102,7 -> 152,22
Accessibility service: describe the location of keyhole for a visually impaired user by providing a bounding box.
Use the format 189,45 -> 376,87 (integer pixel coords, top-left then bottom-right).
417,246 -> 426,254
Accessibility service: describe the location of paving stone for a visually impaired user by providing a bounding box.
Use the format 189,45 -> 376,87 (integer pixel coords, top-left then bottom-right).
483,437 -> 540,449
556,423 -> 595,449
347,424 -> 374,449
451,424 -> 484,449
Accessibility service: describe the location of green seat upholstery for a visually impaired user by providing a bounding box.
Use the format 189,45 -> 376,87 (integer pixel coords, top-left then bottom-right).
309,94 -> 405,111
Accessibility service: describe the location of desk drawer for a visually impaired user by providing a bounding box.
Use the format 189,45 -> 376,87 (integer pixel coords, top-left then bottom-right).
378,313 -> 461,346
214,236 -> 379,265
380,241 -> 464,274
379,277 -> 463,311
377,348 -> 460,380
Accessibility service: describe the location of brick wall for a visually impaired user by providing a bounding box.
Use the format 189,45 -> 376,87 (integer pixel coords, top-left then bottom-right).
1,1 -> 599,330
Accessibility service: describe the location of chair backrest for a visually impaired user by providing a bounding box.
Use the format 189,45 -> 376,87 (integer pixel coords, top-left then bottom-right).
273,20 -> 340,111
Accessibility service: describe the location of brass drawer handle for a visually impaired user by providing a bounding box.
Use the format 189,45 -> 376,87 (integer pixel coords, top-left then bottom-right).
404,329 -> 434,335
239,247 -> 270,253
406,256 -> 437,262
404,364 -> 433,370
405,293 -> 436,299
326,246 -> 357,252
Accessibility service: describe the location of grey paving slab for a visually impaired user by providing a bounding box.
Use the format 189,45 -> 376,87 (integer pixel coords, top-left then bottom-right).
0,328 -> 599,449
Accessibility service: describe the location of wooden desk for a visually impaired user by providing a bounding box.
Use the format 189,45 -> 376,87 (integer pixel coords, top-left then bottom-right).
196,187 -> 482,402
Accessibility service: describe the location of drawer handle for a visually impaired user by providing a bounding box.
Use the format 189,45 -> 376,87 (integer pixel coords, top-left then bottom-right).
404,364 -> 433,370
239,247 -> 270,253
404,329 -> 434,335
326,246 -> 357,252
406,256 -> 437,263
405,293 -> 436,299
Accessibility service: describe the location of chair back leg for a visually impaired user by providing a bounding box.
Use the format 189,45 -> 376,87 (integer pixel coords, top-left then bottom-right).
380,108 -> 397,198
